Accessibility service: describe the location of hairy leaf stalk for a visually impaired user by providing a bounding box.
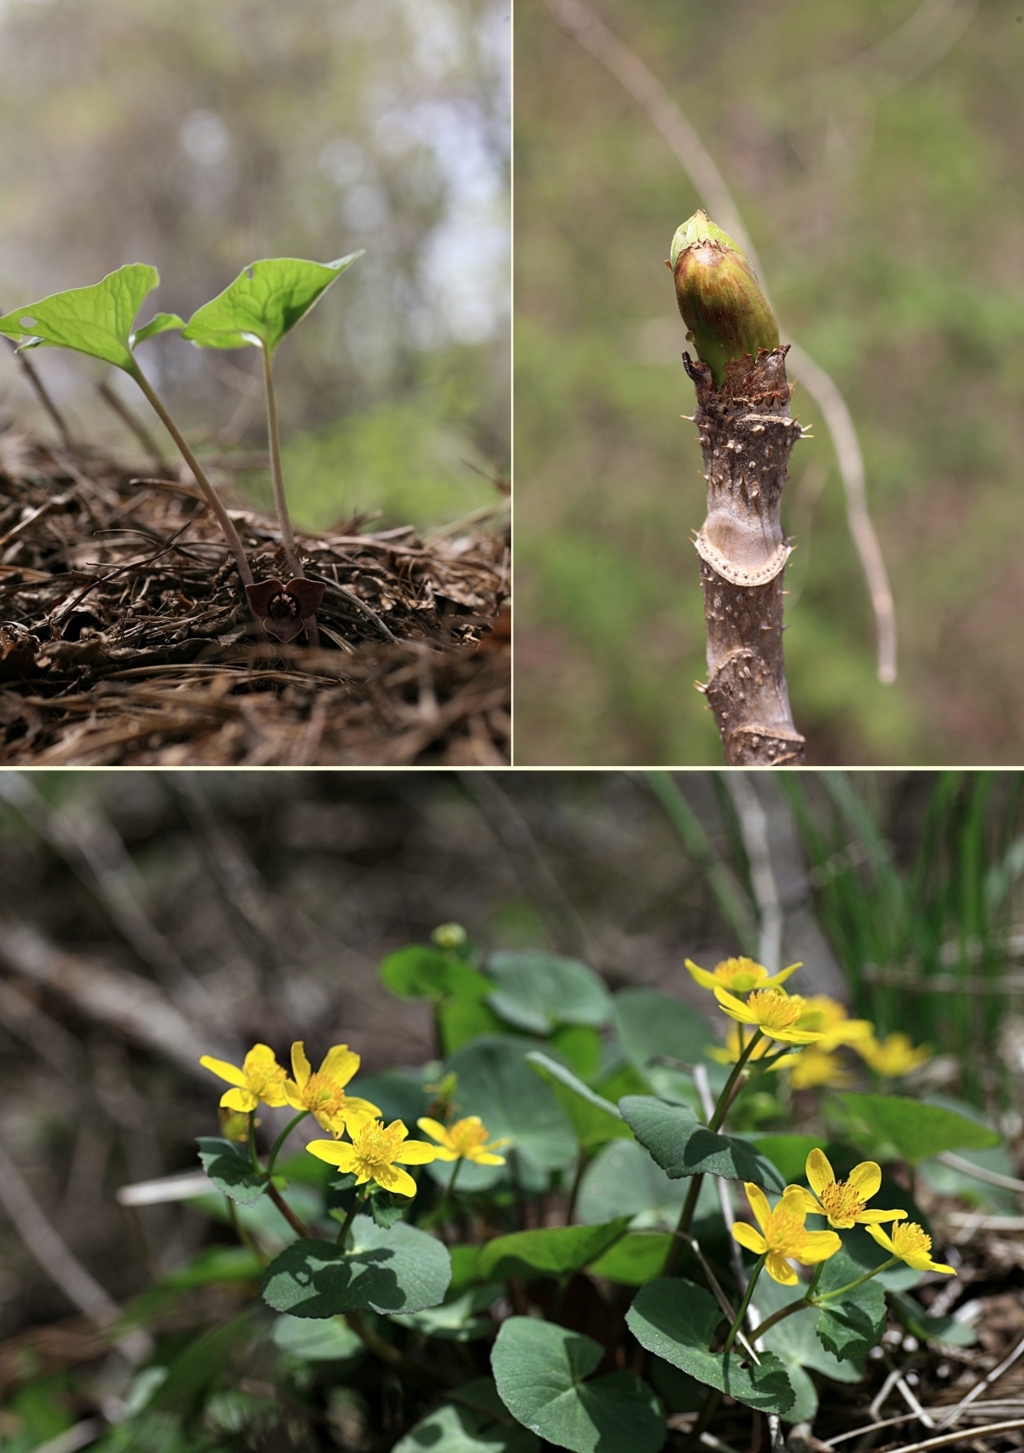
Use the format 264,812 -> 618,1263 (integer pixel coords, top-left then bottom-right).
685,346 -> 806,765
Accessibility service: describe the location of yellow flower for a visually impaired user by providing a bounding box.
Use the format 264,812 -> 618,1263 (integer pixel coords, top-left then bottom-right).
307,1118 -> 437,1198
787,1047 -> 853,1090
713,986 -> 826,1045
200,1044 -> 289,1112
857,1032 -> 932,1078
793,996 -> 874,1052
708,1025 -> 792,1068
789,1149 -> 907,1230
686,956 -> 801,995
864,1219 -> 955,1275
283,1041 -> 380,1137
417,1116 -> 509,1165
731,1183 -> 841,1286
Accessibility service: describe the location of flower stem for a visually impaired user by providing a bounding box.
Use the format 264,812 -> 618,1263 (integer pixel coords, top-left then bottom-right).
336,1186 -> 369,1247
665,1029 -> 764,1276
247,1112 -> 261,1174
266,1111 -> 309,1179
721,1254 -> 765,1360
260,345 -> 299,578
130,362 -> 254,587
267,1182 -> 313,1239
749,1293 -> 810,1341
813,1257 -> 897,1303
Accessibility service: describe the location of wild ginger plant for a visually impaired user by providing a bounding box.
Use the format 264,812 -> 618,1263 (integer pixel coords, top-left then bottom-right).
669,211 -> 807,767
103,934 -> 1005,1453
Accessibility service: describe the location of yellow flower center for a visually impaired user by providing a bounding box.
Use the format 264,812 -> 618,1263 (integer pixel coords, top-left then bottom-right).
817,1180 -> 865,1225
352,1121 -> 402,1169
891,1222 -> 931,1258
748,989 -> 804,1030
766,1204 -> 808,1257
248,1061 -> 287,1099
450,1119 -> 489,1155
304,1072 -> 347,1118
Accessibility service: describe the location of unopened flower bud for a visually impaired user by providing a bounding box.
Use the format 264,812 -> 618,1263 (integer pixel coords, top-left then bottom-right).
432,922 -> 467,951
669,210 -> 779,386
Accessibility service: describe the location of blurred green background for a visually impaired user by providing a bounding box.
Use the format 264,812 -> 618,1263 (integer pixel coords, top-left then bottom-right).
514,0 -> 1024,764
0,0 -> 509,532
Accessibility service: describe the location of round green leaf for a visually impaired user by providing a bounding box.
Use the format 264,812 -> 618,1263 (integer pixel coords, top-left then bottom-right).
838,1093 -> 1000,1166
578,1138 -> 689,1227
587,1233 -> 672,1286
612,989 -> 717,1104
619,1097 -> 785,1191
491,1317 -> 665,1453
390,1284 -> 502,1341
380,944 -> 492,1002
441,1037 -> 577,1190
484,952 -> 612,1034
272,1314 -> 364,1362
196,1136 -> 268,1207
626,1278 -> 795,1416
754,1278 -> 861,1424
0,264 -> 175,371
813,1249 -> 887,1364
260,1217 -> 450,1318
393,1379 -> 539,1453
479,1219 -> 630,1282
181,254 -> 362,355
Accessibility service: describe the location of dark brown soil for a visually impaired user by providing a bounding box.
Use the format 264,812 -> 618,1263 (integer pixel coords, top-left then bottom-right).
0,429 -> 510,764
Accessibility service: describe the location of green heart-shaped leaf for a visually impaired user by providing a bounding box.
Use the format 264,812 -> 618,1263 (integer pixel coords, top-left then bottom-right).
838,1093 -> 1000,1167
626,1277 -> 794,1416
181,253 -> 362,355
196,1136 -> 268,1207
0,264 -> 181,371
260,1217 -> 450,1318
491,1317 -> 665,1453
620,1096 -> 785,1190
479,1219 -> 630,1282
394,1378 -> 540,1453
485,951 -> 612,1034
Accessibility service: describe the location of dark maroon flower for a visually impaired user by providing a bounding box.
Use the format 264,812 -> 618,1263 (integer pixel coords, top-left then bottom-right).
245,577 -> 325,642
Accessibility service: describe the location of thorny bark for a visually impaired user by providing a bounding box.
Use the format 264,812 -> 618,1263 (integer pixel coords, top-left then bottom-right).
685,345 -> 806,766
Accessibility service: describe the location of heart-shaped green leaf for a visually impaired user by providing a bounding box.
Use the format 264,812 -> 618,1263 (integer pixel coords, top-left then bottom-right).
754,1277 -> 861,1424
394,1378 -> 540,1453
626,1277 -> 794,1416
479,1219 -> 630,1282
587,1233 -> 672,1285
525,1050 -> 628,1149
838,1094 -> 1000,1166
0,264 -> 181,371
271,1314 -> 364,1362
260,1217 -> 450,1318
814,1249 -> 887,1363
181,254 -> 362,355
491,1317 -> 665,1453
485,952 -> 612,1034
620,1097 -> 785,1191
380,944 -> 493,1003
196,1136 -> 268,1207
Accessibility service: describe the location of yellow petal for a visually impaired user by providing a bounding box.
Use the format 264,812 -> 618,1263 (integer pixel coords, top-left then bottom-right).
470,1151 -> 507,1165
306,1140 -> 355,1170
714,987 -> 755,1022
430,1146 -> 459,1161
343,1097 -> 381,1120
290,1041 -> 311,1090
779,1185 -> 810,1221
765,961 -> 802,987
863,1223 -> 895,1254
769,1027 -> 825,1044
685,959 -> 719,990
321,1045 -> 359,1086
731,1221 -> 766,1256
243,1043 -> 281,1073
374,1164 -> 417,1198
856,1207 -> 908,1224
796,1230 -> 842,1263
200,1054 -> 248,1088
846,1161 -> 882,1201
787,1185 -> 824,1217
283,1082 -> 306,1112
745,1183 -> 771,1233
928,1259 -> 956,1275
805,1148 -> 834,1199
394,1140 -> 438,1165
261,1083 -> 290,1108
764,1253 -> 799,1285
220,1087 -> 258,1112
416,1117 -> 452,1147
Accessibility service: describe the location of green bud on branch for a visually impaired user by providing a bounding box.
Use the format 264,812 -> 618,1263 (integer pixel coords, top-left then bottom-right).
668,210 -> 779,386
